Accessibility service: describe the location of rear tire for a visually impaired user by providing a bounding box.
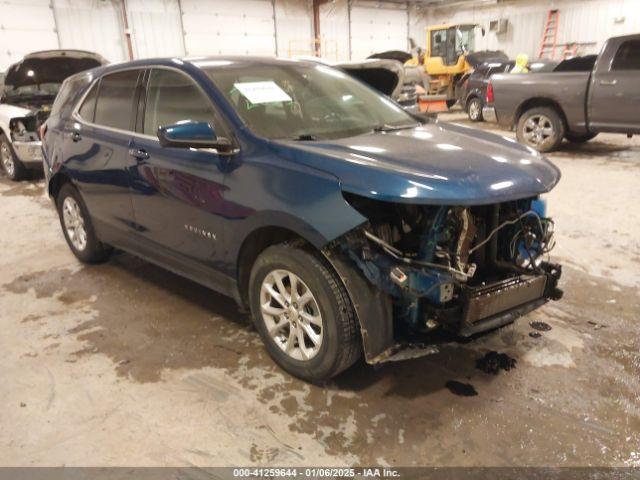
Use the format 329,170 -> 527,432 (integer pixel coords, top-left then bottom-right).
565,131 -> 598,143
0,136 -> 27,181
56,183 -> 112,263
249,244 -> 361,382
467,97 -> 484,122
516,106 -> 565,153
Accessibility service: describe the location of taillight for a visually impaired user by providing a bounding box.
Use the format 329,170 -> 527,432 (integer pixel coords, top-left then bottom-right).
486,82 -> 494,104
39,122 -> 47,140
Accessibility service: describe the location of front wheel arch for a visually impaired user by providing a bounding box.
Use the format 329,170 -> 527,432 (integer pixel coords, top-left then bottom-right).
236,226 -> 310,308
248,243 -> 362,381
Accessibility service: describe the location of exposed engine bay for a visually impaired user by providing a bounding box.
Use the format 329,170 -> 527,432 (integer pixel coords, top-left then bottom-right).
9,113 -> 45,143
333,194 -> 562,355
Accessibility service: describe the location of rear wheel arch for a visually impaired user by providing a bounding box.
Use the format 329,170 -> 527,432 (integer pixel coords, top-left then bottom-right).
465,94 -> 479,110
48,172 -> 73,200
515,98 -> 568,130
466,95 -> 484,121
516,105 -> 566,152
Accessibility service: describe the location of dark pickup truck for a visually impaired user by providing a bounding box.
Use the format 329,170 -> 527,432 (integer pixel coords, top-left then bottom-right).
483,34 -> 640,152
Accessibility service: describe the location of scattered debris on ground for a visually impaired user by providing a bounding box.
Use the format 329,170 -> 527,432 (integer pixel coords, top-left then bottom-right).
530,321 -> 552,332
587,320 -> 608,330
476,351 -> 517,375
445,380 -> 478,397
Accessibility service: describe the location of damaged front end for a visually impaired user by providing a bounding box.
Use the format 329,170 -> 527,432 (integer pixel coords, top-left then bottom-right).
8,115 -> 44,164
325,193 -> 563,363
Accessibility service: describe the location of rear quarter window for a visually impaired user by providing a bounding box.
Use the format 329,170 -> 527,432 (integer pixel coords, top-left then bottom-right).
77,81 -> 99,123
51,74 -> 91,116
612,40 -> 640,71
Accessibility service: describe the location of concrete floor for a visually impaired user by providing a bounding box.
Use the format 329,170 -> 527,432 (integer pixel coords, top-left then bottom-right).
1,112 -> 639,467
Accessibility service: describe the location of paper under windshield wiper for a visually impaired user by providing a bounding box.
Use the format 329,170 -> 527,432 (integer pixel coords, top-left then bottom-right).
373,123 -> 419,132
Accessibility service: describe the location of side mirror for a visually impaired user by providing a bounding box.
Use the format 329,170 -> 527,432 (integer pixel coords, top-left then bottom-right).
157,121 -> 236,155
481,27 -> 486,36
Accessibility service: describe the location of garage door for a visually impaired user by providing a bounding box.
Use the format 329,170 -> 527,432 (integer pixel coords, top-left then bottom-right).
53,0 -> 127,63
181,0 -> 276,56
0,0 -> 58,71
350,4 -> 408,60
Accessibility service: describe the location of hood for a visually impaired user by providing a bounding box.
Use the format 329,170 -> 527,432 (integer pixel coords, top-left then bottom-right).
272,121 -> 560,205
466,50 -> 509,68
4,50 -> 106,88
337,59 -> 404,98
0,104 -> 32,118
367,50 -> 413,64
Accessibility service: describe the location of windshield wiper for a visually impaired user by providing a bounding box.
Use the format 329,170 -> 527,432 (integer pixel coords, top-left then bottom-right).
291,134 -> 317,141
373,123 -> 420,133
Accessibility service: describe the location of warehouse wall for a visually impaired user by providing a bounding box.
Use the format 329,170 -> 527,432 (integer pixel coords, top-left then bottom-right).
0,0 -> 59,70
1,0 -> 640,71
0,0 -> 313,71
276,0 -> 314,57
410,0 -> 640,59
319,0 -> 350,61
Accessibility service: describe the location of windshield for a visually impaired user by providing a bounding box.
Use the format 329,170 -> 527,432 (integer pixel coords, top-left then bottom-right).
5,82 -> 61,99
205,62 -> 417,140
455,26 -> 475,55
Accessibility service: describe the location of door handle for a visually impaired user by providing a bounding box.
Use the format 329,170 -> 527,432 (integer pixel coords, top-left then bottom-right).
128,148 -> 149,161
70,131 -> 81,142
599,79 -> 617,86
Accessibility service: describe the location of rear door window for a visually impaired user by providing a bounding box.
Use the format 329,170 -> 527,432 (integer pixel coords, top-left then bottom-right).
143,68 -> 220,136
94,70 -> 140,131
612,40 -> 640,71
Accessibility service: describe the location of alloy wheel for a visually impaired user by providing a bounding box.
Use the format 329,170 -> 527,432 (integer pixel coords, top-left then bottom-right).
469,100 -> 481,120
259,269 -> 323,361
522,114 -> 555,149
0,143 -> 15,177
62,196 -> 88,251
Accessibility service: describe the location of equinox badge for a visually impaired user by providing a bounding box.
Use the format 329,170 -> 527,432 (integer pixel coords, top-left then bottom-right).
184,224 -> 217,241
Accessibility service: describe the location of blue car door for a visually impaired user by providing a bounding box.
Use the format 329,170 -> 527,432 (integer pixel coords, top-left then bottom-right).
62,69 -> 142,243
126,67 -> 231,290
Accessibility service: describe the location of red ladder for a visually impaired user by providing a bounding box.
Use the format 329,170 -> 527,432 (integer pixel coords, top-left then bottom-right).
538,9 -> 559,59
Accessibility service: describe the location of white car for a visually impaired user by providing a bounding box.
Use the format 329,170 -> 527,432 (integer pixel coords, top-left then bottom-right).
0,50 -> 106,180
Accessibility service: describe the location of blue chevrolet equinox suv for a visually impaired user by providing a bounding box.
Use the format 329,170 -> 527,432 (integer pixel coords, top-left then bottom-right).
42,57 -> 562,381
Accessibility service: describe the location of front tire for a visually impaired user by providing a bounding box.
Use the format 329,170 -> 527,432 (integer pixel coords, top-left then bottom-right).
467,97 -> 484,122
56,183 -> 111,263
0,136 -> 27,181
249,244 -> 361,382
516,106 -> 565,152
565,131 -> 598,143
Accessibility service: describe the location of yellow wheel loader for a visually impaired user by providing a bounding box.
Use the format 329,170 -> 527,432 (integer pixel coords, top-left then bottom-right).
407,23 -> 507,112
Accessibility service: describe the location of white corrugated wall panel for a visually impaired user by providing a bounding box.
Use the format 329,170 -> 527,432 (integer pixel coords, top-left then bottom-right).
53,0 -> 127,63
350,3 -> 407,60
0,0 -> 58,71
276,0 -> 313,58
181,0 -> 276,56
410,0 -> 640,60
127,0 -> 185,59
319,0 -> 349,61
